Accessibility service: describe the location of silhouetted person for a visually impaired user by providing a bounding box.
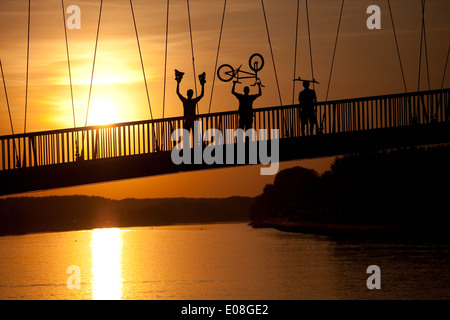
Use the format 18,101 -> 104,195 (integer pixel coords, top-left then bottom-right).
298,80 -> 317,135
176,70 -> 205,134
232,81 -> 262,130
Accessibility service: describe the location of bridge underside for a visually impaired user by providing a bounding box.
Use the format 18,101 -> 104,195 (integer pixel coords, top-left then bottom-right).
1,122 -> 449,196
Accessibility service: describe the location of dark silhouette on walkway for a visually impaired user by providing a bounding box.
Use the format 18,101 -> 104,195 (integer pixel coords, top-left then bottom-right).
298,80 -> 318,135
232,81 -> 262,130
176,70 -> 205,133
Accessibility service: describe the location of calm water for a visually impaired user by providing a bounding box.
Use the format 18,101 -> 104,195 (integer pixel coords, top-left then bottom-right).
0,223 -> 449,300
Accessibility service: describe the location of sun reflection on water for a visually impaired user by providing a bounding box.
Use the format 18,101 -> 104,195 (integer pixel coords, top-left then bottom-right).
91,228 -> 123,300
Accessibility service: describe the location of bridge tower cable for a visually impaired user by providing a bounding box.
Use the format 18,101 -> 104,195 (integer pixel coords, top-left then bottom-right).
416,0 -> 430,122
325,0 -> 344,102
186,0 -> 199,115
321,0 -> 345,132
129,0 -> 159,150
261,0 -> 283,106
387,0 -> 408,94
441,44 -> 450,90
24,0 -> 31,136
0,60 -> 19,166
21,0 -> 31,167
292,0 -> 300,105
417,0 -> 431,91
162,0 -> 170,119
130,0 -> 154,120
84,0 -> 104,129
436,43 -> 450,120
422,0 -> 431,91
208,0 -> 227,114
61,0 -> 78,153
387,0 -> 412,123
304,0 -> 315,90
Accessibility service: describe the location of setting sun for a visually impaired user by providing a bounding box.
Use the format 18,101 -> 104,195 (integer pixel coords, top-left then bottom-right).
88,98 -> 120,126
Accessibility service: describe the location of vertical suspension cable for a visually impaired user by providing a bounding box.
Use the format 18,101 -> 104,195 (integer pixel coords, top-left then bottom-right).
186,0 -> 199,114
417,0 -> 430,91
24,0 -> 31,134
84,0 -> 104,127
261,0 -> 283,106
387,0 -> 408,93
305,0 -> 315,89
292,0 -> 300,105
208,0 -> 227,114
162,0 -> 170,119
61,0 -> 76,129
130,0 -> 154,120
423,18 -> 431,90
325,0 -> 344,102
0,60 -> 19,163
0,60 -> 15,135
441,44 -> 450,90
417,0 -> 424,91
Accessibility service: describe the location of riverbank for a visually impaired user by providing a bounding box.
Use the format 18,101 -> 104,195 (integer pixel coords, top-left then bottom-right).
0,196 -> 252,237
250,216 -> 450,242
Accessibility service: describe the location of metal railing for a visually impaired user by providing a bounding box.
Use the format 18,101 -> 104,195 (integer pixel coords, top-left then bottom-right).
1,88 -> 448,171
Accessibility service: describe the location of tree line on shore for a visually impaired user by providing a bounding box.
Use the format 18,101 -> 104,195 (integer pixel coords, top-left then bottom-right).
250,145 -> 450,229
0,196 -> 252,236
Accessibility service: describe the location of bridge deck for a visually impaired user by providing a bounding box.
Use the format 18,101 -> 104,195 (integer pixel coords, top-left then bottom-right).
0,89 -> 449,195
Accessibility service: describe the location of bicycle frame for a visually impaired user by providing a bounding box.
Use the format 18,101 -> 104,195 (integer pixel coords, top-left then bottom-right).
234,66 -> 263,86
217,53 -> 265,86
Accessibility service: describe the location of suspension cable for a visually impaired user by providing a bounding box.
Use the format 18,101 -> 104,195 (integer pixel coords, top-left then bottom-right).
292,0 -> 300,105
208,0 -> 227,114
162,0 -> 170,119
441,44 -> 450,90
0,60 -> 19,163
325,0 -> 344,102
130,0 -> 154,120
387,0 -> 408,93
305,0 -> 315,90
0,60 -> 15,135
186,0 -> 199,115
61,0 -> 76,129
417,4 -> 423,91
24,0 -> 31,134
261,0 -> 283,106
84,0 -> 103,127
417,0 -> 430,91
423,15 -> 431,90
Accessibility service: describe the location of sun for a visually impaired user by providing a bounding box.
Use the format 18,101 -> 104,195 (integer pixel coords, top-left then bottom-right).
88,98 -> 120,126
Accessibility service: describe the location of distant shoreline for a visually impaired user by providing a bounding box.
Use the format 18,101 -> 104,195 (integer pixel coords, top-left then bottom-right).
250,216 -> 450,242
0,196 -> 252,237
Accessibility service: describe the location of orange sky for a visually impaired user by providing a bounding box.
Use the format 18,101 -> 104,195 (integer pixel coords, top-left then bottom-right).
0,0 -> 449,199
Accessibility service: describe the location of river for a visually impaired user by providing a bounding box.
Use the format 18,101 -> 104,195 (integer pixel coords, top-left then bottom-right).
0,223 -> 449,300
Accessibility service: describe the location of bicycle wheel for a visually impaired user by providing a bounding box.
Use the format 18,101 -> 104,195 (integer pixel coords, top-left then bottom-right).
217,64 -> 235,82
249,53 -> 264,72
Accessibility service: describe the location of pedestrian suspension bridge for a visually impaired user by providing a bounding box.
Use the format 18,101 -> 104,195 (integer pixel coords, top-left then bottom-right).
0,0 -> 449,196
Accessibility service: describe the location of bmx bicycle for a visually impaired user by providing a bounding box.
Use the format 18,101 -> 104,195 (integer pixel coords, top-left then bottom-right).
217,53 -> 265,86
293,76 -> 319,85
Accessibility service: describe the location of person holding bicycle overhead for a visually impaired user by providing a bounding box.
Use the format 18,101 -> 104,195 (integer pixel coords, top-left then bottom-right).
232,80 -> 262,131
176,70 -> 205,134
298,80 -> 317,135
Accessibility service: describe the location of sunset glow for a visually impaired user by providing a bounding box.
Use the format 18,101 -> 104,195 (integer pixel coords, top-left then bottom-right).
88,98 -> 120,126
